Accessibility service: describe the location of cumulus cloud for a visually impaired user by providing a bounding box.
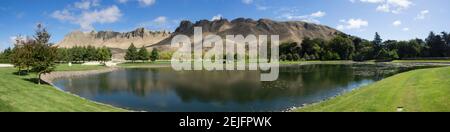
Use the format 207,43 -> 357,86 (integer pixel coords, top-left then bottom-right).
211,14 -> 223,21
402,27 -> 410,31
337,18 -> 369,30
138,0 -> 156,6
117,0 -> 129,4
278,11 -> 326,23
415,10 -> 429,20
51,1 -> 122,31
392,20 -> 402,26
357,0 -> 413,14
153,16 -> 167,25
242,0 -> 253,4
137,16 -> 177,31
74,0 -> 100,10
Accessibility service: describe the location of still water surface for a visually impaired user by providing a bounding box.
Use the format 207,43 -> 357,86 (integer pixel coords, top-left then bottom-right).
54,64 -> 421,112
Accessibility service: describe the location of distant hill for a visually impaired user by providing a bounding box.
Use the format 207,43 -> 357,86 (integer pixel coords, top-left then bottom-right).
153,18 -> 342,49
56,18 -> 343,59
57,28 -> 171,49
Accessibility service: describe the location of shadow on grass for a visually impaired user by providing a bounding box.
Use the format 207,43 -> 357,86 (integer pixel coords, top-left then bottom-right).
22,78 -> 50,85
13,71 -> 29,76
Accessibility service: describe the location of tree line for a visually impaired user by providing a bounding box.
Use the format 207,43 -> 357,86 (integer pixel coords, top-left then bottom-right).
56,46 -> 112,63
279,31 -> 450,61
124,43 -> 159,62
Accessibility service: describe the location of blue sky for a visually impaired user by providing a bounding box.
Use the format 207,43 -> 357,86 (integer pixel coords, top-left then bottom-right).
1,0 -> 449,50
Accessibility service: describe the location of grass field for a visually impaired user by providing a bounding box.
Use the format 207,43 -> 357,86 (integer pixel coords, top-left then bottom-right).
295,67 -> 450,112
0,67 -> 125,112
392,60 -> 450,63
55,64 -> 108,71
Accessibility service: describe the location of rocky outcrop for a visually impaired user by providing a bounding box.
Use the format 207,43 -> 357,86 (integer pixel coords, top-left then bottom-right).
153,18 -> 342,48
57,28 -> 171,49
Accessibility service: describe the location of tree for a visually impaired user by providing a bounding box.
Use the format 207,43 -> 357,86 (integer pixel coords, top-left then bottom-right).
32,42 -> 57,84
330,36 -> 355,60
426,32 -> 446,57
97,47 -> 112,63
31,24 -> 57,84
138,47 -> 150,61
56,48 -> 71,63
286,54 -> 293,61
373,32 -> 383,58
125,43 -> 138,62
11,41 -> 34,74
292,54 -> 300,61
150,48 -> 159,62
0,47 -> 12,63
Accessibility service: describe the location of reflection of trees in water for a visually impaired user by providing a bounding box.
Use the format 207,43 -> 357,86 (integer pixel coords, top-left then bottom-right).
60,64 -> 411,104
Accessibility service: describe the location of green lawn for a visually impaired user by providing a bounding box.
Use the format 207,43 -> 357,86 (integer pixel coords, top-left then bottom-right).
295,67 -> 450,112
55,64 -> 108,71
392,60 -> 450,63
0,67 -> 126,112
118,61 -> 171,68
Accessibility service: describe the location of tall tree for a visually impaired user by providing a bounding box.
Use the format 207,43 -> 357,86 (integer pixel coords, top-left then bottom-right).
31,24 -> 57,84
138,47 -> 150,61
330,36 -> 355,60
125,43 -> 138,62
97,47 -> 112,63
426,32 -> 446,57
150,48 -> 159,62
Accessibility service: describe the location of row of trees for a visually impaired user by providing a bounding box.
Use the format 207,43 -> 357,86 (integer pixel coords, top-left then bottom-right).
280,31 -> 450,61
124,43 -> 159,62
56,46 -> 112,63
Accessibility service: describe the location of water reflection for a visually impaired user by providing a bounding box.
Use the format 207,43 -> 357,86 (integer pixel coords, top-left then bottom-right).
54,64 -> 419,112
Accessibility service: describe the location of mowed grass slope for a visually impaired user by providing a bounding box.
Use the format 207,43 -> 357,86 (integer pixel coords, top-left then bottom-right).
0,67 -> 126,112
296,67 -> 450,112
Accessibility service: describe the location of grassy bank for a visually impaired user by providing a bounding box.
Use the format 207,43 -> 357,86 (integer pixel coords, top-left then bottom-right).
295,67 -> 450,112
0,67 -> 126,112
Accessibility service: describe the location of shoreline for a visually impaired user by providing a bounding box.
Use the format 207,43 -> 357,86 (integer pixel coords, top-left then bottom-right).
42,67 -> 121,85
40,67 -> 129,112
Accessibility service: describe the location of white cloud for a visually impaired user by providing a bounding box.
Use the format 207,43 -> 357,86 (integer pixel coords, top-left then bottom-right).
242,0 -> 253,4
117,0 -> 129,4
138,0 -> 156,6
51,3 -> 122,31
278,11 -> 326,23
402,27 -> 410,31
137,16 -> 177,31
256,5 -> 269,11
74,0 -> 100,10
311,11 -> 326,18
153,16 -> 167,25
211,14 -> 223,21
337,18 -> 369,30
392,20 -> 402,26
415,10 -> 429,20
51,9 -> 75,21
358,0 -> 413,14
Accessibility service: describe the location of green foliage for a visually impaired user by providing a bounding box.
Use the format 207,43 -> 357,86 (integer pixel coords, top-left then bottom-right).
56,46 -> 112,63
150,48 -> 159,62
330,36 -> 355,60
0,47 -> 12,63
286,54 -> 293,61
138,47 -> 150,61
125,43 -> 139,62
10,24 -> 57,84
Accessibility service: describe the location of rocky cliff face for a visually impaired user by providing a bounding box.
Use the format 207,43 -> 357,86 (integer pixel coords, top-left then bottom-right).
153,18 -> 342,48
57,28 -> 171,49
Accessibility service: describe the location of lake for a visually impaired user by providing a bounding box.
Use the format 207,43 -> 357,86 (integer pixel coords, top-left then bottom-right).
53,64 -> 423,112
